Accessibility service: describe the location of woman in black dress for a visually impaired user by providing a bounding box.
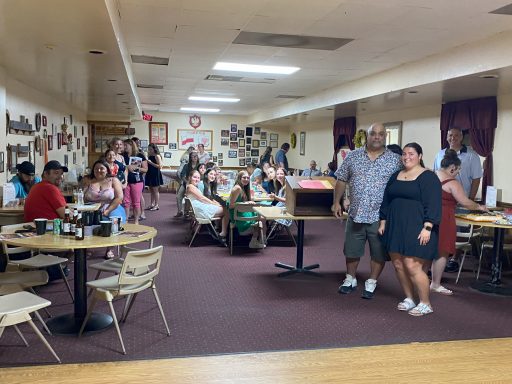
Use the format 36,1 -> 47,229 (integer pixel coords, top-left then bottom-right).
379,142 -> 441,316
146,143 -> 163,211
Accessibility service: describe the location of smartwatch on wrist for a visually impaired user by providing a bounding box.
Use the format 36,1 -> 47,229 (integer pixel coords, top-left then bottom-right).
424,225 -> 432,232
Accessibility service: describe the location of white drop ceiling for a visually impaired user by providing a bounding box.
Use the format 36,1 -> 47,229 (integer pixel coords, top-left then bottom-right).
1,0 -> 512,125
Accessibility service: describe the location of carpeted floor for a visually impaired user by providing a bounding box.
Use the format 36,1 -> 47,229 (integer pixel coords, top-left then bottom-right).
1,192 -> 512,366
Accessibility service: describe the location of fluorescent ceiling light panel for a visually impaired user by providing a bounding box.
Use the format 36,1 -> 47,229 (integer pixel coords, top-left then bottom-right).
213,62 -> 300,75
188,96 -> 240,103
180,107 -> 220,112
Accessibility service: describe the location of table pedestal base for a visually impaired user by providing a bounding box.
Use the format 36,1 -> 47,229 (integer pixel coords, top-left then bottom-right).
469,281 -> 512,297
47,313 -> 113,335
275,262 -> 320,277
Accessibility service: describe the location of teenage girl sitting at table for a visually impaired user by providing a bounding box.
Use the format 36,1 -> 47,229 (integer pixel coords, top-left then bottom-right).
186,170 -> 228,243
228,171 -> 266,249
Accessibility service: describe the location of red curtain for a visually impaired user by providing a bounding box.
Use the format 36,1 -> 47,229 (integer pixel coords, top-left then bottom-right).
440,96 -> 497,200
332,116 -> 356,168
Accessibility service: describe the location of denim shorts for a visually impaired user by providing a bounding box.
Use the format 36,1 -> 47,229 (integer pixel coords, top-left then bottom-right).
343,217 -> 389,262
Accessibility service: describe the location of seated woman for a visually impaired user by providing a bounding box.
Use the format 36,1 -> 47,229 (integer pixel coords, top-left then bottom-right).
196,163 -> 207,194
84,159 -> 126,258
262,166 -> 277,194
203,168 -> 219,199
269,167 -> 292,227
228,171 -> 265,249
186,170 -> 228,241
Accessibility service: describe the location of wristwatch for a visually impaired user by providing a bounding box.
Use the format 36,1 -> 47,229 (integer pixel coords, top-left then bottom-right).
424,225 -> 432,232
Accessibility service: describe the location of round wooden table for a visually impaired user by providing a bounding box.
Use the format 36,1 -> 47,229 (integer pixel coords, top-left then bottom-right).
456,216 -> 512,296
3,223 -> 157,335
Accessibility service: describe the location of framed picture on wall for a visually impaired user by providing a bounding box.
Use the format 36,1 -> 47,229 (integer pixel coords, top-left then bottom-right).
251,149 -> 259,157
149,122 -> 168,144
81,146 -> 85,157
245,127 -> 253,136
230,124 -> 237,132
260,140 -> 267,147
228,150 -> 237,158
0,152 -> 4,173
212,156 -> 217,162
164,152 -> 172,158
57,133 -> 62,149
270,140 -> 278,148
230,133 -> 237,141
158,145 -> 165,153
254,127 -> 261,135
238,149 -> 245,157
221,138 -> 229,146
77,138 -> 80,150
221,129 -> 230,137
73,151 -> 77,165
270,133 -> 278,141
64,154 -> 69,167
217,152 -> 223,159
168,142 -> 177,150
218,160 -> 223,166
299,131 -> 306,156
239,139 -> 245,147
140,140 -> 149,150
238,130 -> 244,138
252,139 -> 260,148
239,159 -> 245,167
383,121 -> 403,146
260,131 -> 267,139
177,129 -> 212,150
48,135 -> 53,150
230,142 -> 238,149
246,145 -> 251,151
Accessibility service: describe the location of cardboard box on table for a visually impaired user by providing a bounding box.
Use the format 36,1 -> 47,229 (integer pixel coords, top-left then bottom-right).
285,176 -> 335,216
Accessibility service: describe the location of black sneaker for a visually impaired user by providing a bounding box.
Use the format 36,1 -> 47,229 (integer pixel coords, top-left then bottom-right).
444,260 -> 459,273
361,279 -> 377,299
338,276 -> 357,294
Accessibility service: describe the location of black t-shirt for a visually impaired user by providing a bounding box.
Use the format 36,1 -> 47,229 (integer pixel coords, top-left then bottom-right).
124,152 -> 147,184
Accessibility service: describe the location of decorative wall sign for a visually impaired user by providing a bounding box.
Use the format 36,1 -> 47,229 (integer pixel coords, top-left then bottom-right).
149,122 -> 168,144
0,152 -> 4,173
48,135 -> 53,150
35,113 -> 42,132
73,151 -> 77,165
57,133 -> 62,149
177,129 -> 212,150
6,109 -> 10,135
189,114 -> 201,129
77,138 -> 80,149
81,146 -> 85,157
64,154 -> 69,167
42,115 -> 47,127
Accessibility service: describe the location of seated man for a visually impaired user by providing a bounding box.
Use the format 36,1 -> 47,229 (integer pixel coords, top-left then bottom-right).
10,161 -> 41,199
24,160 -> 68,222
302,160 -> 322,177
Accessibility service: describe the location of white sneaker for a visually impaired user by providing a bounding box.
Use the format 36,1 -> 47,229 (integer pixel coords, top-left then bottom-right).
338,274 -> 357,294
362,279 -> 377,299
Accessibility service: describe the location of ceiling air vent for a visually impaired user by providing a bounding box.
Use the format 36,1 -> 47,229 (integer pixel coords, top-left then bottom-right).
276,95 -> 304,99
233,31 -> 353,50
205,75 -> 275,84
137,84 -> 164,89
131,55 -> 169,65
490,3 -> 512,15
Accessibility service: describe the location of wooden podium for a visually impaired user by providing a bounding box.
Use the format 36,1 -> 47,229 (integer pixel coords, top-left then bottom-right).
285,176 -> 335,216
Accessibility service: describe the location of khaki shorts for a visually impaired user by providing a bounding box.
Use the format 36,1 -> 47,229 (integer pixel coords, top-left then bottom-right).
343,217 -> 389,262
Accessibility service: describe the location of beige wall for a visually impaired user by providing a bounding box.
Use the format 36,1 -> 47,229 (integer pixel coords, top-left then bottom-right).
494,93 -> 512,202
0,70 -> 88,185
130,113 -> 288,168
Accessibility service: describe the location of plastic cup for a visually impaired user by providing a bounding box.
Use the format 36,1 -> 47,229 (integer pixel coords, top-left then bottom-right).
34,219 -> 48,235
100,220 -> 112,237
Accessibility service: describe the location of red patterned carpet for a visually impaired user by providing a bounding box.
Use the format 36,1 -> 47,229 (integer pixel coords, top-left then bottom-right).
1,192 -> 512,366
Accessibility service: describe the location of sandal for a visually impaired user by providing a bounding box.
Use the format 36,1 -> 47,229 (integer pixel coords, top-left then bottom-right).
149,206 -> 160,211
408,303 -> 433,317
430,285 -> 453,296
145,206 -> 155,210
397,298 -> 416,311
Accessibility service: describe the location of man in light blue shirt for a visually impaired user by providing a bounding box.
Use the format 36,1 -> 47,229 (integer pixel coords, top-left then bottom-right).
302,160 -> 322,177
9,161 -> 41,199
433,127 -> 482,200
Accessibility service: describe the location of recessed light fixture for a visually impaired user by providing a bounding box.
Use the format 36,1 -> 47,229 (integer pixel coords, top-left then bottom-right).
89,50 -> 105,55
360,100 -> 368,104
188,96 -> 240,103
407,90 -> 419,94
326,108 -> 334,111
121,101 -> 129,104
180,107 -> 220,113
117,93 -> 125,96
213,62 -> 300,75
107,79 -> 117,82
479,74 -> 499,79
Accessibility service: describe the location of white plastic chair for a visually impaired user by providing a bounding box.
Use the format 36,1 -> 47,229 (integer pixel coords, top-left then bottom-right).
229,203 -> 264,255
1,223 -> 73,301
79,246 -> 170,354
0,291 -> 61,363
456,224 -> 482,283
184,197 -> 223,247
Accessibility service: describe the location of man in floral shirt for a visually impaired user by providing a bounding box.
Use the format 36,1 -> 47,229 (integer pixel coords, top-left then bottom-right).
332,123 -> 402,299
